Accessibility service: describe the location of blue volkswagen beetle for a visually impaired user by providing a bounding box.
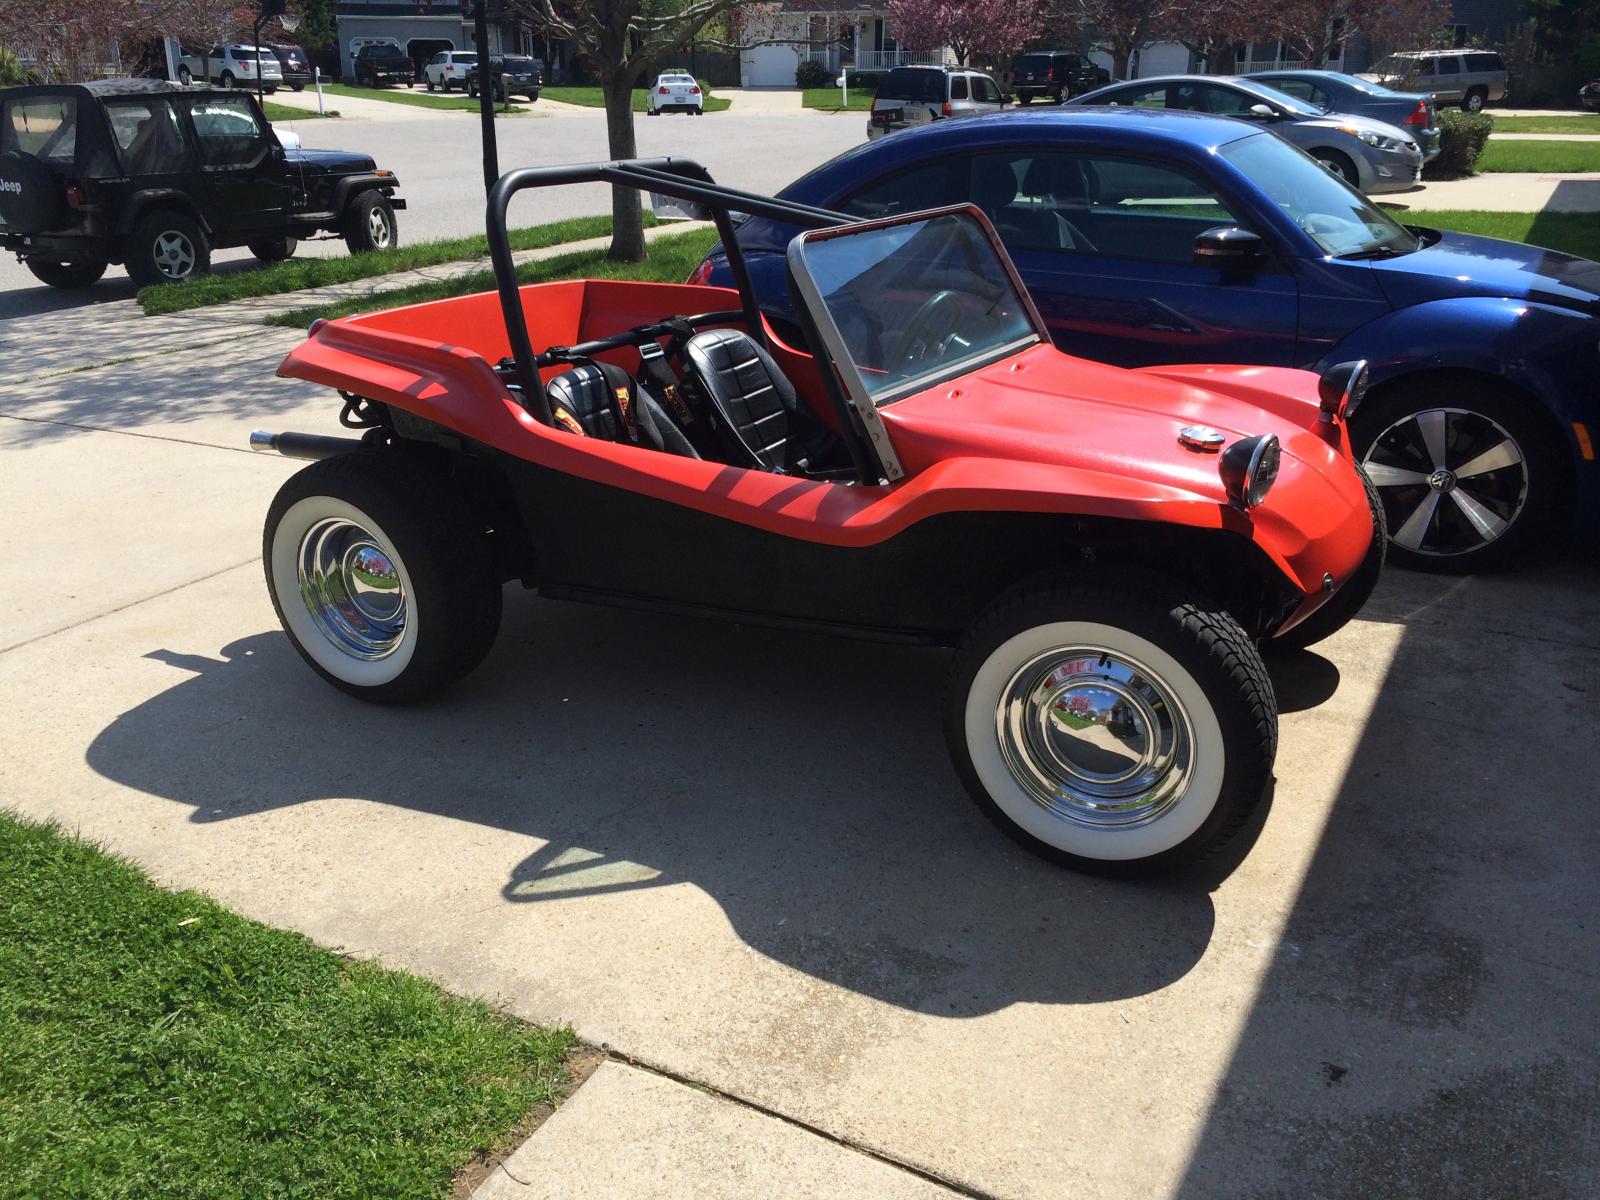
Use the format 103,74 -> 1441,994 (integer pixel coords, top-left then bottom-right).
694,108 -> 1600,572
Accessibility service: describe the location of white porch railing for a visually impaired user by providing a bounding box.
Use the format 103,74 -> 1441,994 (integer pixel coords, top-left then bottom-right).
805,48 -> 950,72
1238,56 -> 1314,73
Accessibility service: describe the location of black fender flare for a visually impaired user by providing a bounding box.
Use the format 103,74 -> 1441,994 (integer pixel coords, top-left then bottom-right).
331,174 -> 401,217
116,190 -> 212,238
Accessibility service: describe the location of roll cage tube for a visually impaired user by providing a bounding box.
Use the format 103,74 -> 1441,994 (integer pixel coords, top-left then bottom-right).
484,158 -> 851,429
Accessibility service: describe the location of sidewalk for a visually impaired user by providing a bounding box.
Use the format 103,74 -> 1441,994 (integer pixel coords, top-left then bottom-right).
1405,172 -> 1600,212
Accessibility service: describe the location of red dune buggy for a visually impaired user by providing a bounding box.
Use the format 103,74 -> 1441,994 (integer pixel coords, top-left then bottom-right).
252,157 -> 1382,875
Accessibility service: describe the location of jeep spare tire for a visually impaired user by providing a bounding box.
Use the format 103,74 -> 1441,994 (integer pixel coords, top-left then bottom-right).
0,151 -> 63,235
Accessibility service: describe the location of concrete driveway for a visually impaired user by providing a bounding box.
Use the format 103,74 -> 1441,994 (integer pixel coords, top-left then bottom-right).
3,263 -> 1599,1196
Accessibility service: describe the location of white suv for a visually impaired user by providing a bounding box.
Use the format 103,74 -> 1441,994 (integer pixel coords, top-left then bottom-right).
423,50 -> 478,93
178,45 -> 284,93
867,66 -> 1009,140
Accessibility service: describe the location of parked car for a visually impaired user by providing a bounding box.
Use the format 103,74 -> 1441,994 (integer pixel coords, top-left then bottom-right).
693,108 -> 1600,572
466,55 -> 543,101
0,79 -> 405,288
646,71 -> 703,115
1357,50 -> 1509,112
354,42 -> 413,88
1010,51 -> 1110,104
1066,75 -> 1422,194
422,49 -> 477,93
267,43 -> 312,92
178,44 -> 282,93
867,65 -> 1009,139
251,153 -> 1380,876
1247,68 -> 1440,160
1580,79 -> 1600,111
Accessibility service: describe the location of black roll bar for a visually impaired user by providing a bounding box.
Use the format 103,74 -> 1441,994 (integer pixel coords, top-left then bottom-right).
485,158 -> 852,431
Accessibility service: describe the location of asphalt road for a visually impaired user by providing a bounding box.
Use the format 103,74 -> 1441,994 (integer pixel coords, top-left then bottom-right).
0,104 -> 863,319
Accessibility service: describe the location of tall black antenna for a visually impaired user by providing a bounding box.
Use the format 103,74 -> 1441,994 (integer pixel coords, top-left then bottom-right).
473,0 -> 499,195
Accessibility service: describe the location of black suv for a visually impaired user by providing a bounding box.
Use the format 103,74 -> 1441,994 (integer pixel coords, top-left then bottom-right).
353,43 -> 414,88
466,55 -> 544,101
0,78 -> 406,289
1009,52 -> 1110,103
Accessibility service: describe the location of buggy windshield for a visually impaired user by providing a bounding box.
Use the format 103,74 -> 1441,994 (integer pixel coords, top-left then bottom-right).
789,210 -> 1041,406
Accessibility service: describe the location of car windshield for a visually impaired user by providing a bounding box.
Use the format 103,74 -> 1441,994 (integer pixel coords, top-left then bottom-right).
793,211 -> 1041,405
1013,55 -> 1053,71
661,75 -> 694,84
366,45 -> 406,59
876,69 -> 945,103
502,57 -> 536,70
1369,56 -> 1415,75
1221,133 -> 1419,258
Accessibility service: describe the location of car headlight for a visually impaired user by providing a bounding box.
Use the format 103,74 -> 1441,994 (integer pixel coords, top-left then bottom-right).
1341,126 -> 1383,147
1317,359 -> 1369,422
1220,434 -> 1281,510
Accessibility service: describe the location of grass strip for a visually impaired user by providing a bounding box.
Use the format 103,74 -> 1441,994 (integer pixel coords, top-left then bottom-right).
138,212 -> 657,316
802,87 -> 872,111
315,81 -> 524,114
1397,209 -> 1600,261
1476,139 -> 1600,172
542,83 -> 731,113
262,100 -> 333,120
265,226 -> 719,327
0,811 -> 575,1200
1490,115 -> 1600,135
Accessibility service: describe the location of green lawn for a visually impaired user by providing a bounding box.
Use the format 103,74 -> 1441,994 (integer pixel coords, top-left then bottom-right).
1476,139 -> 1600,173
1490,115 -> 1600,134
0,812 -> 575,1199
262,100 -> 333,121
542,83 -> 732,113
317,81 -> 523,114
802,87 -> 872,111
138,212 -> 657,316
1396,209 -> 1600,261
265,226 -> 719,327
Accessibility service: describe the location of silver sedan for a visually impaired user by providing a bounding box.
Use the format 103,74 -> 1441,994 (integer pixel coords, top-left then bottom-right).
1065,75 -> 1423,194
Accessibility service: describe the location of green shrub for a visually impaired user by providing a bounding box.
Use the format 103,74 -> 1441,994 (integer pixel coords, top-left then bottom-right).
0,47 -> 39,86
1424,110 -> 1494,179
795,59 -> 833,88
845,69 -> 882,91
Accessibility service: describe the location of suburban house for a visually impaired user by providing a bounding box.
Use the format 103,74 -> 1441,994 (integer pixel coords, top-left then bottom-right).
332,0 -> 560,81
741,3 -> 951,88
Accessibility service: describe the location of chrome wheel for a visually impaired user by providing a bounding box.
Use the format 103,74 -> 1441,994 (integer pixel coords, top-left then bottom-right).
151,230 -> 196,280
367,206 -> 392,249
995,646 -> 1195,829
1361,407 -> 1527,558
297,517 -> 407,660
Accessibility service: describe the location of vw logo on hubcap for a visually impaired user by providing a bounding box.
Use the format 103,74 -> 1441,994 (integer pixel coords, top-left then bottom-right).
1428,468 -> 1457,493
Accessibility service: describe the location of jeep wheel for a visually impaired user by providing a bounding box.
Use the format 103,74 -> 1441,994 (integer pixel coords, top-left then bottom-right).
342,190 -> 397,254
125,210 -> 210,286
248,235 -> 298,262
264,453 -> 501,703
946,572 -> 1276,876
26,258 -> 108,289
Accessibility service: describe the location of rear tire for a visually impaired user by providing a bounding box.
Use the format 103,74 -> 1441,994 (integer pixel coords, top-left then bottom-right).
25,258 -> 107,289
342,189 -> 396,254
264,453 -> 502,704
945,572 -> 1277,876
125,209 -> 209,287
1463,87 -> 1486,112
291,82 -> 305,92
248,235 -> 297,262
1269,464 -> 1386,652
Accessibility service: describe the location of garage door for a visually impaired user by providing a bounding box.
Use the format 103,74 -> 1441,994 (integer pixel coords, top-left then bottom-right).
745,44 -> 800,88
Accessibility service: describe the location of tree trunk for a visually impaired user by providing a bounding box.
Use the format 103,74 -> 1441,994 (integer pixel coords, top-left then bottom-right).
602,73 -> 645,262
1113,48 -> 1132,80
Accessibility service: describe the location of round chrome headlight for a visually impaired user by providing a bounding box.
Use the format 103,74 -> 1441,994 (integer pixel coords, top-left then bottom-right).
1220,434 -> 1282,510
1317,359 -> 1369,422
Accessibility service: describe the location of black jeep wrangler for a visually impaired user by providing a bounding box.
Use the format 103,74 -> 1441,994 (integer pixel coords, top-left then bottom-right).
0,78 -> 406,289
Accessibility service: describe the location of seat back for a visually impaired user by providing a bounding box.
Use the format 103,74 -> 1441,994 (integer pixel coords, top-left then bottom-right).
544,363 -> 698,458
680,328 -> 806,471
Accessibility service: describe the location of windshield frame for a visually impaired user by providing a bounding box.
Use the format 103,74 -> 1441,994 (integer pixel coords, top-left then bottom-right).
785,204 -> 1047,417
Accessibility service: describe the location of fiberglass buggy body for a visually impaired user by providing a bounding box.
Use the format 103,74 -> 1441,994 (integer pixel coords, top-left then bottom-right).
253,157 -> 1382,876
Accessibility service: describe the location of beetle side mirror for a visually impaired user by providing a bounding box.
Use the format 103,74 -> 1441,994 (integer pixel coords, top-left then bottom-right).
1247,103 -> 1279,120
1194,226 -> 1264,268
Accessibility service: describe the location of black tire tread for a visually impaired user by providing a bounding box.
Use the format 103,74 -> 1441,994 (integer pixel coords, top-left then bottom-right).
263,452 -> 501,704
945,571 -> 1276,876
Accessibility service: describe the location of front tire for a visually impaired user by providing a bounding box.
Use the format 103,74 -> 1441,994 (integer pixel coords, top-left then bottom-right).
946,573 -> 1276,876
342,189 -> 397,254
1463,87 -> 1486,112
26,258 -> 107,288
1313,148 -> 1359,188
125,209 -> 209,286
264,453 -> 502,704
1353,377 -> 1562,572
220,71 -> 236,88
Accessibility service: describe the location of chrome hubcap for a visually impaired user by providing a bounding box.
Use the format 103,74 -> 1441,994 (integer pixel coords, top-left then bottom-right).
368,208 -> 391,247
152,231 -> 195,279
1362,407 -> 1526,556
996,647 -> 1195,828
297,518 -> 407,660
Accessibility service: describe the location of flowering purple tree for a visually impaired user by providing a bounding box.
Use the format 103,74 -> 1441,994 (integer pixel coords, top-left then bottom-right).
889,0 -> 1046,70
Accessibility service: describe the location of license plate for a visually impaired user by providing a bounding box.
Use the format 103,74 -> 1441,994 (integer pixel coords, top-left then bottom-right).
872,112 -> 896,126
